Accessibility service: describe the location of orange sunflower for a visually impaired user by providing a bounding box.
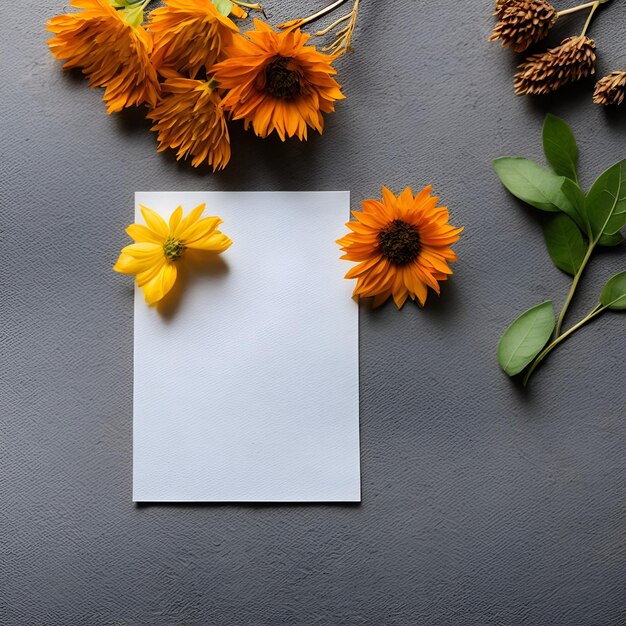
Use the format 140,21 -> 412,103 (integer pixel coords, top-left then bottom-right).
149,0 -> 239,79
337,186 -> 463,309
47,0 -> 159,113
147,75 -> 231,170
211,19 -> 344,141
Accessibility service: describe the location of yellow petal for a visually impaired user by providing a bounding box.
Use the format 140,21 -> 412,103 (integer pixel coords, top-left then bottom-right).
126,223 -> 163,244
141,263 -> 178,306
172,203 -> 206,239
169,206 -> 183,232
136,258 -> 165,287
180,216 -> 222,244
113,252 -> 158,275
186,232 -> 232,252
121,242 -> 163,258
139,205 -> 169,238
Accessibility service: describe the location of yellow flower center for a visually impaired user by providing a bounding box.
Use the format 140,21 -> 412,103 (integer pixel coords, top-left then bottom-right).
265,58 -> 301,99
163,237 -> 185,261
378,219 -> 421,266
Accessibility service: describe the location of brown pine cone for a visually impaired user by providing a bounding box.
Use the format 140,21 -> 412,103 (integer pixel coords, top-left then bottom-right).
489,0 -> 558,53
514,36 -> 596,95
593,71 -> 626,106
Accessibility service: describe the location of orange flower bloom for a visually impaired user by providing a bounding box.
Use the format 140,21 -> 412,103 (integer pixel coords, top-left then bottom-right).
337,186 -> 463,309
147,76 -> 231,170
149,0 -> 239,79
212,19 -> 344,141
47,0 -> 159,113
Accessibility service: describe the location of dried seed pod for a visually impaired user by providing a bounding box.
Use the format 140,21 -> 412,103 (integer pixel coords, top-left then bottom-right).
489,0 -> 558,52
593,71 -> 626,106
495,0 -> 515,16
513,36 -> 596,95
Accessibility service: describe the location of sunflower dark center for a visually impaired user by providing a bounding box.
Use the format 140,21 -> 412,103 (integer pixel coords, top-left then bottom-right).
163,236 -> 185,262
265,58 -> 301,99
377,219 -> 421,265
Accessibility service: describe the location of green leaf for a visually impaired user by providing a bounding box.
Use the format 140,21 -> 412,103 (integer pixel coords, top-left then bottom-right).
542,114 -> 579,182
560,178 -> 588,234
598,231 -> 624,247
494,158 -> 571,213
498,302 -> 555,376
600,271 -> 626,310
542,214 -> 587,276
122,4 -> 144,26
212,0 -> 234,15
586,158 -> 626,238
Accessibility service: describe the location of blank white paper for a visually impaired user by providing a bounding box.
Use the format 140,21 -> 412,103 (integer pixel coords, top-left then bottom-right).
133,192 -> 360,502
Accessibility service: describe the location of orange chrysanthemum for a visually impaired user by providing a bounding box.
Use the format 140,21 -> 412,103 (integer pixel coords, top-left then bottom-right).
212,19 -> 344,140
149,0 -> 239,78
337,186 -> 463,309
47,0 -> 159,113
147,77 -> 231,170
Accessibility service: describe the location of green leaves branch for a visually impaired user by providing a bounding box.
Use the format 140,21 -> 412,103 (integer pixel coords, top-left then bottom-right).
521,271 -> 626,384
494,114 -> 626,385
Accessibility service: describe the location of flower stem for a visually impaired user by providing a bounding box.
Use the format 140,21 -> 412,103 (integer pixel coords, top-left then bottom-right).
278,0 -> 349,29
316,12 -> 352,36
523,303 -> 606,386
231,0 -> 266,18
554,240 -> 596,337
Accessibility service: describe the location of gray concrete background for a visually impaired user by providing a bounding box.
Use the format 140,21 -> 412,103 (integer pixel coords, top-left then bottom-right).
2,0 -> 626,624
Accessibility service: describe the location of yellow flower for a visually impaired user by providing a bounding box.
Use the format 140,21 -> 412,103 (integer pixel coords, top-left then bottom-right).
114,204 -> 232,305
147,76 -> 231,170
337,186 -> 463,309
211,19 -> 344,141
47,0 -> 159,113
149,0 -> 239,79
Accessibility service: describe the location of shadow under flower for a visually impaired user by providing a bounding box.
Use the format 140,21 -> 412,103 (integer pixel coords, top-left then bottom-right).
156,249 -> 230,319
60,66 -> 85,85
150,117 -> 325,189
113,104 -> 153,136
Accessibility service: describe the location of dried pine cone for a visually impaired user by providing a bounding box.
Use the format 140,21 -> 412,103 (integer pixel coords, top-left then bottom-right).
495,0 -> 510,15
495,0 -> 517,16
514,36 -> 596,95
490,0 -> 557,52
593,71 -> 626,106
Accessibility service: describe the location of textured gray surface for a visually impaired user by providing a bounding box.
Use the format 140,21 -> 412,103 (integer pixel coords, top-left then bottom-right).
2,0 -> 626,624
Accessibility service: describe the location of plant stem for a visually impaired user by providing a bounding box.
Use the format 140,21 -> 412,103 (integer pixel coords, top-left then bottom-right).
231,0 -> 266,17
558,1 -> 597,16
321,0 -> 359,56
580,1 -> 600,36
557,0 -> 612,17
316,13 -> 352,36
279,0 -> 349,28
523,303 -> 606,386
554,240 -> 596,337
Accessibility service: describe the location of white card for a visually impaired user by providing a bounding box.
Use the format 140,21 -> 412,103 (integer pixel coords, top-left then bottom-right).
133,192 -> 360,502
